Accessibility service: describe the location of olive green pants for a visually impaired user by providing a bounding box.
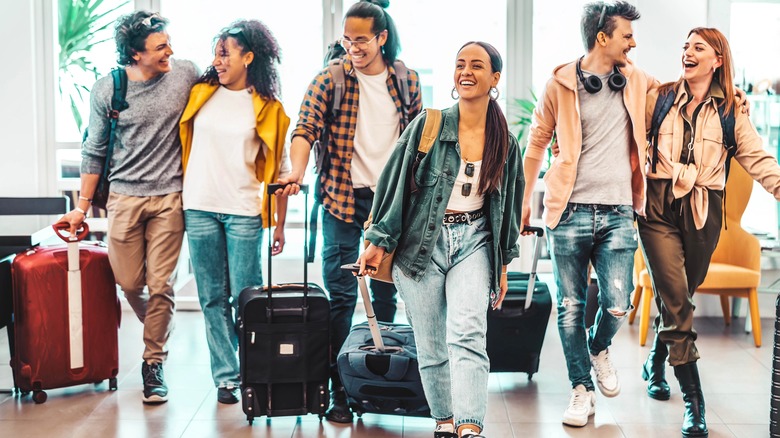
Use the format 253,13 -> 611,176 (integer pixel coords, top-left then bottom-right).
637,179 -> 722,366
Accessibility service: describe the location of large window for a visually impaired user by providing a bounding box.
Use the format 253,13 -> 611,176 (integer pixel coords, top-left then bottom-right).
342,0 -> 507,110
161,0 -> 324,118
532,0 -> 588,95
730,2 -> 780,238
55,0 -> 135,143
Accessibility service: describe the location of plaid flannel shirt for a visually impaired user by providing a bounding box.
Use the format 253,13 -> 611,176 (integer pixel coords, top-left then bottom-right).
291,57 -> 422,223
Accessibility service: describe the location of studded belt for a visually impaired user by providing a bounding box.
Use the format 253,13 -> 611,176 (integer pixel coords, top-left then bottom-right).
442,209 -> 485,224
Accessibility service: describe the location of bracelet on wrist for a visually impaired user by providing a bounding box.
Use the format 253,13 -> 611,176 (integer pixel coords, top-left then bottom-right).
74,207 -> 87,216
78,196 -> 92,203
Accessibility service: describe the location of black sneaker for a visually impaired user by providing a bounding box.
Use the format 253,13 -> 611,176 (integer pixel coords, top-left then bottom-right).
217,386 -> 240,404
141,361 -> 168,404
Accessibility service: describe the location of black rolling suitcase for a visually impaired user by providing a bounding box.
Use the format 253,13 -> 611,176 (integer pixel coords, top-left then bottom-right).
487,226 -> 552,378
238,184 -> 330,425
336,264 -> 430,417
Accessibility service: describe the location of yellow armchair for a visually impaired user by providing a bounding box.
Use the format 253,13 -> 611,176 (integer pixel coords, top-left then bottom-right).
628,160 -> 762,347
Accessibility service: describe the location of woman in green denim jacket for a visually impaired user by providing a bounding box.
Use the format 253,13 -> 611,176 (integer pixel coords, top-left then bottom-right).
360,42 -> 524,438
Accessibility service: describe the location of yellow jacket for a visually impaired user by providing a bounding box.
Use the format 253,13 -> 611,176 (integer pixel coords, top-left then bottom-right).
179,83 -> 291,227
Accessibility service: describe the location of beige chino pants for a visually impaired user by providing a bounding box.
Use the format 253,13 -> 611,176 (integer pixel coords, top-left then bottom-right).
106,192 -> 183,364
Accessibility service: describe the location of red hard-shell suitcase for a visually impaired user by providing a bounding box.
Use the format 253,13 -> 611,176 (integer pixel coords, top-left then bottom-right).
10,223 -> 120,403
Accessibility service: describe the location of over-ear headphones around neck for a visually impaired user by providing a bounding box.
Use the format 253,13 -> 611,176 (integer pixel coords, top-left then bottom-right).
576,56 -> 626,94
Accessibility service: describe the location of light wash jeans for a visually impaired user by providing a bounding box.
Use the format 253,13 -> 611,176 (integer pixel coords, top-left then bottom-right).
392,216 -> 491,431
547,203 -> 636,391
184,209 -> 264,388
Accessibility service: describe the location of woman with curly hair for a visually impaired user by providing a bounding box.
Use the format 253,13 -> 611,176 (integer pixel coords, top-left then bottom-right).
179,19 -> 291,404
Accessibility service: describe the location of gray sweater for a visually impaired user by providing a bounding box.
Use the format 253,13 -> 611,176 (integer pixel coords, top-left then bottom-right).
81,58 -> 199,196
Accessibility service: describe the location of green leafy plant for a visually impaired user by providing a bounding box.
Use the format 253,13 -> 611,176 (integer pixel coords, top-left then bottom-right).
510,91 -> 537,146
510,91 -> 554,176
58,0 -> 128,132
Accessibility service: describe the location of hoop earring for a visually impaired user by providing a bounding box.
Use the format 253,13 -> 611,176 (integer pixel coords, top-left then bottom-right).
451,87 -> 459,100
490,87 -> 500,101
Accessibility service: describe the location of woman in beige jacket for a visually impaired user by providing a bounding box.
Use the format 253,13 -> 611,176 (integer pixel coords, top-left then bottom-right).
639,27 -> 780,438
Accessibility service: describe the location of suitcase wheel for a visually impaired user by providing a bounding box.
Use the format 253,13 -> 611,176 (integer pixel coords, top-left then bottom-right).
246,416 -> 254,426
32,390 -> 47,404
527,373 -> 534,381
109,377 -> 118,390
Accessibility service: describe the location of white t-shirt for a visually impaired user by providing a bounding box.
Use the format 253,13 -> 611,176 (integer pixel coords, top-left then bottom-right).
351,67 -> 401,190
183,86 -> 290,216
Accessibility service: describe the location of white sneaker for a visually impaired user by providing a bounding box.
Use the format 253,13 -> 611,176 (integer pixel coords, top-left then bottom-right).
590,348 -> 620,397
562,384 -> 596,427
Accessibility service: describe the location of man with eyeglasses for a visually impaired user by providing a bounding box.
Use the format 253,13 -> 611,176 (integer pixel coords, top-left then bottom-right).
277,0 -> 422,424
59,10 -> 199,404
520,1 -> 656,427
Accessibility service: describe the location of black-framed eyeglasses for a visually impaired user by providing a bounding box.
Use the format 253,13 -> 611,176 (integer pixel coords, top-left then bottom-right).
141,13 -> 164,29
227,27 -> 254,54
596,4 -> 608,30
338,34 -> 379,50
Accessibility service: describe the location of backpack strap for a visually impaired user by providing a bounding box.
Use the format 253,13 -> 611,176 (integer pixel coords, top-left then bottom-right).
409,109 -> 443,194
328,59 -> 346,120
649,89 -> 676,174
307,60 -> 346,263
418,109 -> 441,154
716,101 -> 737,181
103,68 -> 129,180
392,60 -> 411,108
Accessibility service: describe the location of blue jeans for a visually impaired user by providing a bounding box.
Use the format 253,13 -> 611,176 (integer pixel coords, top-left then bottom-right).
321,196 -> 397,386
547,203 -> 636,391
184,209 -> 264,388
393,216 -> 491,431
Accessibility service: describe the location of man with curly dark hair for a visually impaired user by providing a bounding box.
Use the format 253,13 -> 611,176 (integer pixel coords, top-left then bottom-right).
59,10 -> 199,404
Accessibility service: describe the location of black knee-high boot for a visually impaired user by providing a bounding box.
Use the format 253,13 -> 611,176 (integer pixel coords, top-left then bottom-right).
642,335 -> 671,400
673,362 -> 708,437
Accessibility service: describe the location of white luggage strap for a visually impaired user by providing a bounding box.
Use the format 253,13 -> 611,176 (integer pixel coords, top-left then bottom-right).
54,222 -> 90,370
342,264 -> 386,352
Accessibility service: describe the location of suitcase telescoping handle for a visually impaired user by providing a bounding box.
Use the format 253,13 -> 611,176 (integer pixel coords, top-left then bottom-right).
265,183 -> 309,319
522,226 -> 544,311
53,222 -> 91,370
341,263 -> 386,353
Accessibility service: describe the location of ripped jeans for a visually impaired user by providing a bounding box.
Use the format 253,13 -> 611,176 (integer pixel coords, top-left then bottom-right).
547,203 -> 637,391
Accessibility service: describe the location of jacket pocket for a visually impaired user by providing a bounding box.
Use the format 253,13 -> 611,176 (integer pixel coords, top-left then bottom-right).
701,126 -> 724,167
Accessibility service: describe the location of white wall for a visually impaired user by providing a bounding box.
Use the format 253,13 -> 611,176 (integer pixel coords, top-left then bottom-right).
635,0 -> 708,83
0,1 -> 46,197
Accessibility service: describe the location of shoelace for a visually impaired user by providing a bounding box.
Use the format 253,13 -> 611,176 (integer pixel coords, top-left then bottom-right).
569,390 -> 591,411
592,352 -> 615,380
144,365 -> 164,386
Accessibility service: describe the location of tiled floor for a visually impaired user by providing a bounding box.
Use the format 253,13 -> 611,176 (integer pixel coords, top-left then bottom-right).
0,279 -> 776,437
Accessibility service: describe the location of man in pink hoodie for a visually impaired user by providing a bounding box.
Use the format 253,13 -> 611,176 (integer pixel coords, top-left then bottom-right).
521,1 -> 657,428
